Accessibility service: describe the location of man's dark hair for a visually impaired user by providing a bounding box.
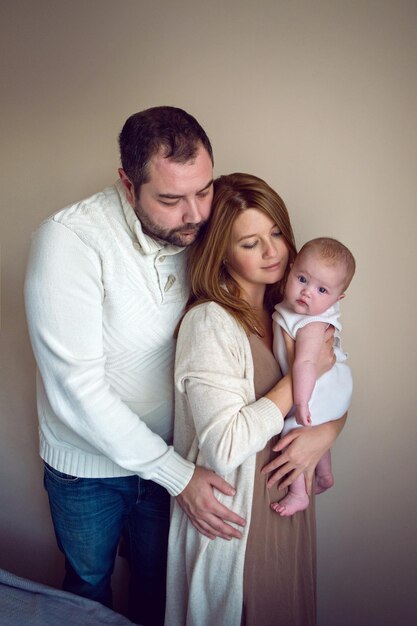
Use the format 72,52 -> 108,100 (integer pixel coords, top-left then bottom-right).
118,106 -> 214,195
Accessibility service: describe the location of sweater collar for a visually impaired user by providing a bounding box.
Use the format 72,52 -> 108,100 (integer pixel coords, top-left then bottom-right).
115,179 -> 185,257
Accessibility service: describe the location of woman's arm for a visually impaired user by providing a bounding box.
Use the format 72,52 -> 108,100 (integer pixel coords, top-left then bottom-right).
261,413 -> 347,494
264,372 -> 293,417
175,304 -> 286,476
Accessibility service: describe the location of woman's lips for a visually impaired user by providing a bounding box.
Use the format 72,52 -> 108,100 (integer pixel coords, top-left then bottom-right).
262,262 -> 281,271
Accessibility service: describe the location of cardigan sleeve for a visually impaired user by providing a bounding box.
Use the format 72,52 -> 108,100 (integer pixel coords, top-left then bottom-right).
175,303 -> 284,476
24,220 -> 194,495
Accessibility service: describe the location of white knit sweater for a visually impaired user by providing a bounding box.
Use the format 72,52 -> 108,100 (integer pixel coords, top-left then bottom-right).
165,302 -> 284,626
24,181 -> 194,495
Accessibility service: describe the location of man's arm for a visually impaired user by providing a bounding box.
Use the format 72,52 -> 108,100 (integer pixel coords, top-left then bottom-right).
25,220 -> 244,538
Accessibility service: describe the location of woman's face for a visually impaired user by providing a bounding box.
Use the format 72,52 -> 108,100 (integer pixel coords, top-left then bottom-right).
226,208 -> 289,298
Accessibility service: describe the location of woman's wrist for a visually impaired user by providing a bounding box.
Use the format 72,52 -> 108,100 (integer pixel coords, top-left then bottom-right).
311,413 -> 347,447
265,373 -> 293,416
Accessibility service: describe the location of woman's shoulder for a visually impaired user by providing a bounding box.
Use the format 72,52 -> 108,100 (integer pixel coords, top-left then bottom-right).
180,301 -> 243,337
184,301 -> 232,322
177,301 -> 250,370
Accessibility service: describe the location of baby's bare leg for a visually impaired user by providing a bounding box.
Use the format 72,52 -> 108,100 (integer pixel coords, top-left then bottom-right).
315,449 -> 334,494
271,473 -> 309,517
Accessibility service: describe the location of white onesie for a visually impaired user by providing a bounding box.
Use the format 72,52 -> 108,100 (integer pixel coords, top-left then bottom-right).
272,302 -> 352,436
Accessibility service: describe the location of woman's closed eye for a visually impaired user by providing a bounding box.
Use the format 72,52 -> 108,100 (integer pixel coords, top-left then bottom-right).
241,240 -> 258,249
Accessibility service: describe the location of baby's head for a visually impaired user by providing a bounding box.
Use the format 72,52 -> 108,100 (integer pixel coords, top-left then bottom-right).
285,237 -> 356,316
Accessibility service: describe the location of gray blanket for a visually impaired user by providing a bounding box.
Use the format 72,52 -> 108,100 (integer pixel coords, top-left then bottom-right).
0,568 -> 135,625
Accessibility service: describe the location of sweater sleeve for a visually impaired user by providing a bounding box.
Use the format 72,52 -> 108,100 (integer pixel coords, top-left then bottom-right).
24,220 -> 194,495
175,304 -> 284,476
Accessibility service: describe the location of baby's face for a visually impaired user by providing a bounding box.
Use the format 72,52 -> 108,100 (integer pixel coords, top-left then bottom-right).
285,250 -> 346,316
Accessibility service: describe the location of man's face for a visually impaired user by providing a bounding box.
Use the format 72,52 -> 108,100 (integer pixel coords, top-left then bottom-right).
120,144 -> 213,247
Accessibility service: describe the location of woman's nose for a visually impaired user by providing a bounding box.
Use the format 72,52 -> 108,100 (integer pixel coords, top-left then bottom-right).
263,241 -> 276,257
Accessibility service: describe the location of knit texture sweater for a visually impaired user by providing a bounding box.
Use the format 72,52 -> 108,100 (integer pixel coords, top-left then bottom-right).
165,302 -> 284,625
24,181 -> 194,495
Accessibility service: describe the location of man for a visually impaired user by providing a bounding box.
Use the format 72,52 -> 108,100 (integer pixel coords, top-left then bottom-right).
24,106 -> 245,626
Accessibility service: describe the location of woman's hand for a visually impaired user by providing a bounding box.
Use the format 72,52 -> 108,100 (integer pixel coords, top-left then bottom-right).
261,414 -> 347,494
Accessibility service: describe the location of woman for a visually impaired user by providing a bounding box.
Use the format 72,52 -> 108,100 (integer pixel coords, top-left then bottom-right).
165,173 -> 346,626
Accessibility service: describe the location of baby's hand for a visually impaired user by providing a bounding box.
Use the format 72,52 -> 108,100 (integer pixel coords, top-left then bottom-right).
295,404 -> 311,427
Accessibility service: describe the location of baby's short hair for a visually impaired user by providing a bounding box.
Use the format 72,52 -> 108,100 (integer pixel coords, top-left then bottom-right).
298,237 -> 356,291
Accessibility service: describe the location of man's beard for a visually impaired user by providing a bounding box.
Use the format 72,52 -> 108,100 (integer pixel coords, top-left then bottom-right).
134,203 -> 205,247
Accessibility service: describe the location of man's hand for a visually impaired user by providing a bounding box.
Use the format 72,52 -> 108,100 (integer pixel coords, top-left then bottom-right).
176,466 -> 246,540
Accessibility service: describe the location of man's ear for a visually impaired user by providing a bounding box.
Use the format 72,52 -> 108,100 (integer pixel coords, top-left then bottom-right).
118,168 -> 136,207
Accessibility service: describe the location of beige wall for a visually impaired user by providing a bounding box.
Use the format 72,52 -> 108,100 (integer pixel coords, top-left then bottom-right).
1,1 -> 416,623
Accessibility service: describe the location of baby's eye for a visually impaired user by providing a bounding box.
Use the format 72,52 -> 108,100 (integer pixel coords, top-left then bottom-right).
319,287 -> 327,294
298,275 -> 307,284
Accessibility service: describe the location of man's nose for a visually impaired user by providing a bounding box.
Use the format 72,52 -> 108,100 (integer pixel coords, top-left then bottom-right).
183,199 -> 202,224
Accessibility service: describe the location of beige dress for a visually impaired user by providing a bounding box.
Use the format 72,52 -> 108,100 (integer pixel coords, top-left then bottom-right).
242,335 -> 317,626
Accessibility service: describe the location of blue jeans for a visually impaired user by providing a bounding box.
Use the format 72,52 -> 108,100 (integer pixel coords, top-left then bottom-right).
44,463 -> 170,626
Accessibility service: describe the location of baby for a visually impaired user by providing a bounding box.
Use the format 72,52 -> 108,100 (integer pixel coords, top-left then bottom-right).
272,237 -> 355,516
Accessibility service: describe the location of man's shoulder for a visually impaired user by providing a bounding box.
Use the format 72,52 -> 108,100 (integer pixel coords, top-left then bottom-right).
33,184 -> 129,252
50,184 -> 121,229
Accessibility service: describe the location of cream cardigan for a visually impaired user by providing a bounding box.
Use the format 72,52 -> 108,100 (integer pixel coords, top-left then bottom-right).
165,302 -> 284,626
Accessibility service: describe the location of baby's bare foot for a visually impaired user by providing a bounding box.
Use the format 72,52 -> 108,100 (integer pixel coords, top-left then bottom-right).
315,472 -> 334,495
271,492 -> 309,517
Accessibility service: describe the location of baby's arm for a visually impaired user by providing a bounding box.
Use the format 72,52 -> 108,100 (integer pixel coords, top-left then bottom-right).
293,321 -> 328,426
